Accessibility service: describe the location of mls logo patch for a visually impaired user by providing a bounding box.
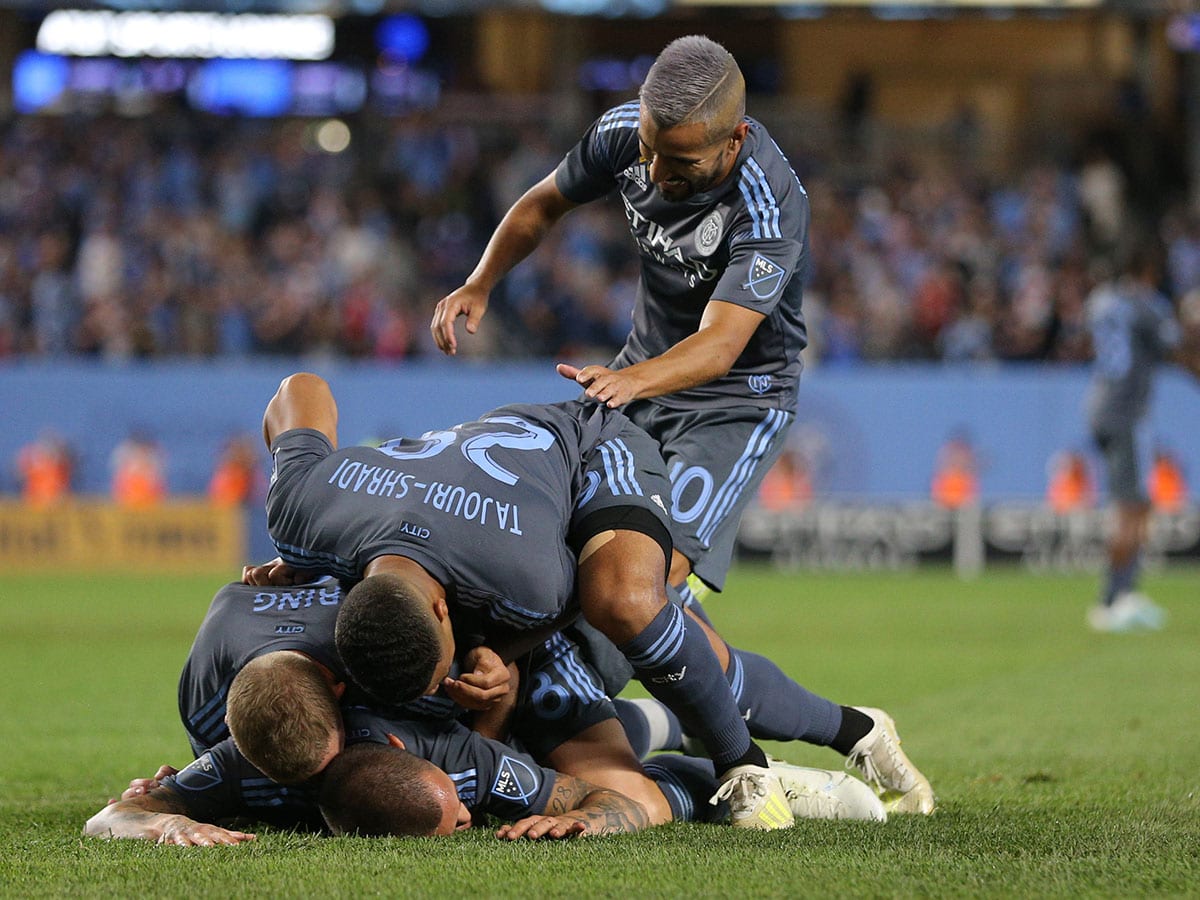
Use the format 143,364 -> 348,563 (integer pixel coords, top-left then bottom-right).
695,211 -> 723,257
742,254 -> 787,299
493,756 -> 539,804
175,752 -> 224,792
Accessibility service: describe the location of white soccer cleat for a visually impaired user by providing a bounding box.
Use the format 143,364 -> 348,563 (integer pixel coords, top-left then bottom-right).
768,759 -> 886,822
846,707 -> 936,815
1088,592 -> 1167,633
711,764 -> 795,830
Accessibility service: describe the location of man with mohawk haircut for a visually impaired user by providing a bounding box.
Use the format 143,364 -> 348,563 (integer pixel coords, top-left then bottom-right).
433,35 -> 935,817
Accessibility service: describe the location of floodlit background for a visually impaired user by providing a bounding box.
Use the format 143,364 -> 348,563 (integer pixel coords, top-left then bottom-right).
3,5 -> 1199,894
0,0 -> 1198,574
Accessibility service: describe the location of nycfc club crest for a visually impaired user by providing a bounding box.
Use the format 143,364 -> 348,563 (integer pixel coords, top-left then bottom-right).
748,374 -> 773,395
695,211 -> 723,257
742,253 -> 787,299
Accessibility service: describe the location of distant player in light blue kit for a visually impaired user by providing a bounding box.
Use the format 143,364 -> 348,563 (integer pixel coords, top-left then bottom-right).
432,34 -> 934,813
1085,244 -> 1200,632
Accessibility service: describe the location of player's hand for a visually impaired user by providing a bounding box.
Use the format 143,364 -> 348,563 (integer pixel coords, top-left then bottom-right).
157,816 -> 256,847
442,646 -> 512,710
112,765 -> 180,803
556,363 -> 641,409
241,558 -> 309,586
431,283 -> 490,356
496,815 -> 588,841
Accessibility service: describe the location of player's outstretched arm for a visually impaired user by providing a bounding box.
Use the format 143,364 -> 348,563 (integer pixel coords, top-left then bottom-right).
556,299 -> 766,407
84,788 -> 256,846
494,774 -> 649,840
262,372 -> 338,450
431,174 -> 577,355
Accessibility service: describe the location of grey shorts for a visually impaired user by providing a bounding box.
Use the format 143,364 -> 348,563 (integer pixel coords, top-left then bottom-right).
624,400 -> 795,591
1092,419 -> 1149,504
511,631 -> 618,758
569,410 -> 675,567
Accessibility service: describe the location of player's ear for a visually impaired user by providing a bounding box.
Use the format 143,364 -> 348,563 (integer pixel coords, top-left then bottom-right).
432,596 -> 450,622
332,681 -> 346,700
385,733 -> 406,750
730,121 -> 749,149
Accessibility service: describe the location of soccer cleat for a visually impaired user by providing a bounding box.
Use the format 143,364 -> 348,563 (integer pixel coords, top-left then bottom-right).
1088,592 -> 1167,633
846,707 -> 936,815
768,759 -> 886,822
710,764 -> 795,830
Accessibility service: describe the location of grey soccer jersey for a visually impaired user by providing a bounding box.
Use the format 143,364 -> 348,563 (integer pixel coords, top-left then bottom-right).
1086,281 -> 1182,431
159,739 -> 325,832
344,708 -> 558,821
160,714 -> 557,830
178,578 -> 346,756
266,400 -> 673,654
556,102 -> 810,411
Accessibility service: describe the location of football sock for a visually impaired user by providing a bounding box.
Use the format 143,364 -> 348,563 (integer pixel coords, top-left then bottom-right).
1102,557 -> 1140,607
619,601 -> 762,774
829,705 -> 875,755
613,697 -> 683,758
726,646 -> 842,746
643,755 -> 722,823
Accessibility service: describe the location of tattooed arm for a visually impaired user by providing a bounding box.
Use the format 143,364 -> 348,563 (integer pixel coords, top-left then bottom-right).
84,787 -> 256,846
494,773 -> 650,841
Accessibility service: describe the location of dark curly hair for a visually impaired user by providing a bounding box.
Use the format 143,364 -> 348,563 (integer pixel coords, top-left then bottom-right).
335,573 -> 442,706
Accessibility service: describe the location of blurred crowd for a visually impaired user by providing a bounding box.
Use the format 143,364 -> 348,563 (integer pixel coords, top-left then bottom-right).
1,109 -> 1197,366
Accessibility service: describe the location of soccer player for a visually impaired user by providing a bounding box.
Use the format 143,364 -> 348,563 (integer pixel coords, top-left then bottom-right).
85,710 -> 884,845
97,572 -> 885,843
430,35 -> 933,814
431,34 -> 804,600
263,370 -> 795,828
1084,245 -> 1200,632
83,712 -> 651,844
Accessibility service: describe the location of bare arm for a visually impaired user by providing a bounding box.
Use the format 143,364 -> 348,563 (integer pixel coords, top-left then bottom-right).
262,372 -> 338,450
494,772 -> 649,840
84,787 -> 256,846
557,299 -> 766,407
431,174 -> 579,355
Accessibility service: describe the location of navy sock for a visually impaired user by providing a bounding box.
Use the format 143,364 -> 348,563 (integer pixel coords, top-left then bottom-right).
673,580 -> 714,627
726,646 -> 842,746
643,755 -> 721,823
613,698 -> 683,758
619,602 -> 762,773
1102,557 -> 1140,606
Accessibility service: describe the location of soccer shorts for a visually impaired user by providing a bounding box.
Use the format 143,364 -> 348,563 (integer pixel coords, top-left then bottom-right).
624,400 -> 795,591
510,631 -> 619,758
1092,418 -> 1150,504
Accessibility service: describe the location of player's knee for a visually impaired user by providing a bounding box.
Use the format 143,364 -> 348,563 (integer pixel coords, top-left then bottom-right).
578,534 -> 669,641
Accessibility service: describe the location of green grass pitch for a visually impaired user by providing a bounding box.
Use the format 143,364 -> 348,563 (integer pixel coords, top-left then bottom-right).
2,565 -> 1198,897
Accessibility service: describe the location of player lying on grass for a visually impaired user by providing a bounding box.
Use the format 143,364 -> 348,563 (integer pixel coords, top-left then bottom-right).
84,710 -> 645,845
86,681 -> 884,844
261,372 -> 934,819
90,567 -> 887,844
